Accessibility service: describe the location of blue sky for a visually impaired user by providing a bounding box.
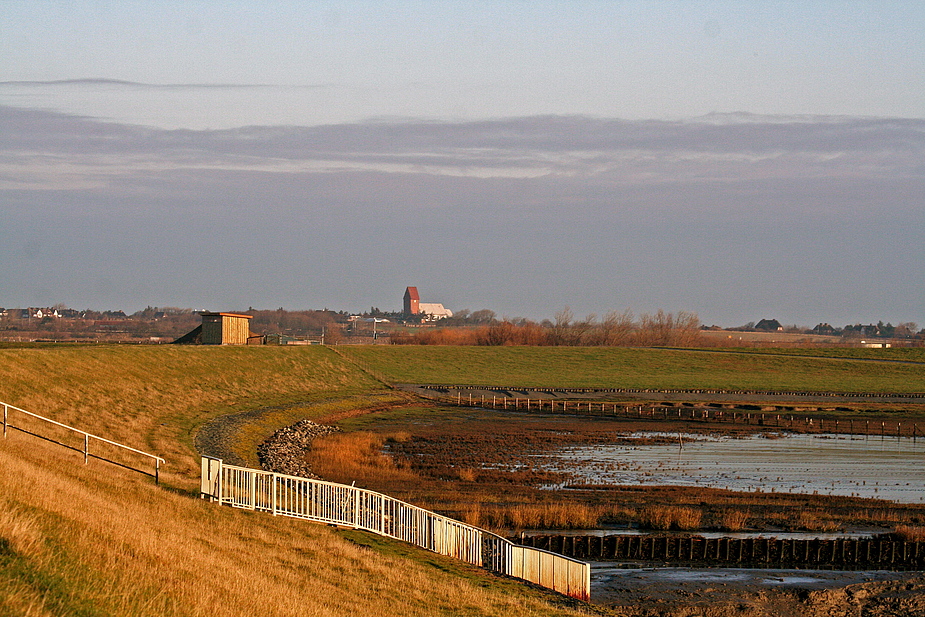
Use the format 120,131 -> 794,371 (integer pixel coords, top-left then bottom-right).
1,2 -> 924,327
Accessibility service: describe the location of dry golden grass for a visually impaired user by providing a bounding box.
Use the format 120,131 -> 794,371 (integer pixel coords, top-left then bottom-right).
493,503 -> 601,530
891,525 -> 925,541
308,432 -> 419,487
638,506 -> 703,531
1,346 -> 381,486
719,509 -> 751,532
1,421 -> 587,617
0,346 -> 588,617
794,509 -> 842,532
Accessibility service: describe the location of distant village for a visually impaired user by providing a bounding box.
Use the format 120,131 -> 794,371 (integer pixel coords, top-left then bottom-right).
0,287 -> 921,347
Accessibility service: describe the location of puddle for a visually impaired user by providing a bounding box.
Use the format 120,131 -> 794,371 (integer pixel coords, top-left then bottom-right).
592,564 -> 911,588
530,432 -> 925,503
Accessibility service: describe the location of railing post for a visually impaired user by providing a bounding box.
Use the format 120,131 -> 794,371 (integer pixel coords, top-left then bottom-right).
249,469 -> 256,510
354,487 -> 360,528
3,403 -> 7,437
272,473 -> 278,515
84,433 -> 89,464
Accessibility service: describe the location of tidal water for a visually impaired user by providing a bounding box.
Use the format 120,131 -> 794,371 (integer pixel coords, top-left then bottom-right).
536,432 -> 925,504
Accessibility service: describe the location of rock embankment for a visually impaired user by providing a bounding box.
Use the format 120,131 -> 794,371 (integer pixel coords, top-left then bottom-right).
257,419 -> 341,479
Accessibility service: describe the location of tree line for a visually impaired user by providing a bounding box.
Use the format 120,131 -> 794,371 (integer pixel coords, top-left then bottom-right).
389,309 -> 704,347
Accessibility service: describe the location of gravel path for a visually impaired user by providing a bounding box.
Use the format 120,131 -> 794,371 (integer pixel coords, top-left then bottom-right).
194,402 -> 311,467
195,402 -> 344,476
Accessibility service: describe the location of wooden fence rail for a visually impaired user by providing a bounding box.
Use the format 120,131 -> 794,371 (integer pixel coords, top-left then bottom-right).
523,534 -> 925,571
437,394 -> 920,438
1,400 -> 164,483
200,457 -> 591,601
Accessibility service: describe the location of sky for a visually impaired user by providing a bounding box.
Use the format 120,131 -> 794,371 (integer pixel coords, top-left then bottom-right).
1,1 -> 924,328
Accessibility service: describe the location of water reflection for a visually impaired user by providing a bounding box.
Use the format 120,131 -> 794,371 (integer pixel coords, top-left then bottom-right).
536,432 -> 925,504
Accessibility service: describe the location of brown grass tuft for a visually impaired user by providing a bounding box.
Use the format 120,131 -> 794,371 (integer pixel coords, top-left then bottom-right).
796,509 -> 841,532
307,432 -> 418,486
891,525 -> 925,541
719,509 -> 750,531
0,500 -> 44,559
639,505 -> 703,531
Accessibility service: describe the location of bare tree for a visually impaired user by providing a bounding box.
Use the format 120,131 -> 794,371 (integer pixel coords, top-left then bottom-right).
586,310 -> 635,346
636,310 -> 702,346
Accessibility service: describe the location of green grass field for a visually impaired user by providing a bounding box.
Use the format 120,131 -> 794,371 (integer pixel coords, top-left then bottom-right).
339,345 -> 925,392
3,343 -> 925,617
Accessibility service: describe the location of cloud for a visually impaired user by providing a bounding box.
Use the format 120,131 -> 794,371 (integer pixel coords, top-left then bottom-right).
1,106 -> 923,325
2,106 -> 922,188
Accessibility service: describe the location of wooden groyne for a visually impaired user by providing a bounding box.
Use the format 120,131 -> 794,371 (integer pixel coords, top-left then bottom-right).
425,390 -> 922,438
520,534 -> 925,571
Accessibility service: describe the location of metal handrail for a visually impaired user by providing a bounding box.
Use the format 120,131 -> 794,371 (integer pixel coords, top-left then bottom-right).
2,401 -> 165,483
200,456 -> 591,601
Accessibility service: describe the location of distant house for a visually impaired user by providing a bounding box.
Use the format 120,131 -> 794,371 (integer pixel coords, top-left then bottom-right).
29,308 -> 60,319
755,318 -> 783,332
403,287 -> 452,320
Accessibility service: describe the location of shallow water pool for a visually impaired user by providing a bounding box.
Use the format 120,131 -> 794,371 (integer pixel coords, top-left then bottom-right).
535,432 -> 925,503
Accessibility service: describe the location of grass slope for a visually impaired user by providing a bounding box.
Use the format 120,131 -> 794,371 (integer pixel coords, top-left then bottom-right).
0,345 -> 587,617
338,346 -> 925,392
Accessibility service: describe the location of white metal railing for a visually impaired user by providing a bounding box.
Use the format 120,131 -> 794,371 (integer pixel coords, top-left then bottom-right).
201,456 -> 590,601
1,401 -> 165,483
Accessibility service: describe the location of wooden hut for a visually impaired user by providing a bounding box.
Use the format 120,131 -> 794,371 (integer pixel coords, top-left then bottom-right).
200,312 -> 253,345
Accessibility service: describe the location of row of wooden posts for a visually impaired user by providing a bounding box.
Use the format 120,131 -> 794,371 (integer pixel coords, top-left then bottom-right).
448,393 -> 920,438
522,534 -> 925,571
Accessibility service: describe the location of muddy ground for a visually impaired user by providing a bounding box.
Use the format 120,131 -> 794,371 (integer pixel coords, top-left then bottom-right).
593,566 -> 925,617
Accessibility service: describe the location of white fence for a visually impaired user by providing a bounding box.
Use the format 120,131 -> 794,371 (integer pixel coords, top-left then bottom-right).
2,400 -> 165,483
201,456 -> 590,601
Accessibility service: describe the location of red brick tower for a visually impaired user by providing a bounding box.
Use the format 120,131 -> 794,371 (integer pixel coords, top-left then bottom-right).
403,287 -> 420,315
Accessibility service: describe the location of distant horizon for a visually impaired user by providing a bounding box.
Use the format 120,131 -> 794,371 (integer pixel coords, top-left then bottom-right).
3,301 -> 920,333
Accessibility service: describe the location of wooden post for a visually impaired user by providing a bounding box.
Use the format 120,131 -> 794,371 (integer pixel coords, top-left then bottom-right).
84,433 -> 89,464
2,403 -> 7,437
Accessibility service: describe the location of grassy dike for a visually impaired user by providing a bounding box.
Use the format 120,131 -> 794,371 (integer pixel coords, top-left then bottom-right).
337,345 -> 925,393
0,345 -> 590,617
